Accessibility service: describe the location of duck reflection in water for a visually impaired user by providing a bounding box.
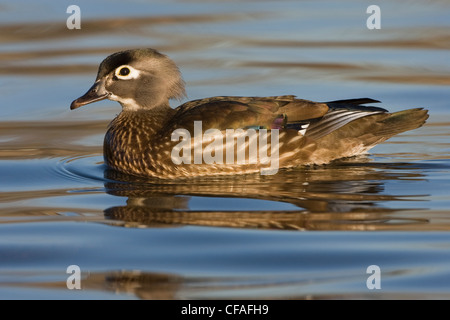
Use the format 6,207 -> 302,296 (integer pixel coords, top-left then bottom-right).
102,157 -> 429,231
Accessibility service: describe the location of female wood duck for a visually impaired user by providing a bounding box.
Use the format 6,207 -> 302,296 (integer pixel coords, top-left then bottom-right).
70,48 -> 428,179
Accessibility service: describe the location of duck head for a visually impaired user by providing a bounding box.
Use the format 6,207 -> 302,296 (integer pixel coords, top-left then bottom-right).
70,48 -> 186,111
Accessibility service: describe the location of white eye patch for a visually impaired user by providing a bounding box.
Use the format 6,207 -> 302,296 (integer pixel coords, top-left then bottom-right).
114,65 -> 141,80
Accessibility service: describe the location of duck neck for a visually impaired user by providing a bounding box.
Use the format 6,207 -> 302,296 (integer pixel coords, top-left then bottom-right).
111,103 -> 176,137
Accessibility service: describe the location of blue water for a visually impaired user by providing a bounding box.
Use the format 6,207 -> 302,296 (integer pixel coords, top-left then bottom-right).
1,0 -> 450,299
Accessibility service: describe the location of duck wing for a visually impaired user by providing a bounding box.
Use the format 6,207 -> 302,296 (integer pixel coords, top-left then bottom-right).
164,95 -> 329,133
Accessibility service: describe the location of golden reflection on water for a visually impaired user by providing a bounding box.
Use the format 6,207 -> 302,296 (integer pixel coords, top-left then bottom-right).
101,166 -> 433,231
7,267 -> 450,300
1,14 -> 449,86
0,121 -> 104,159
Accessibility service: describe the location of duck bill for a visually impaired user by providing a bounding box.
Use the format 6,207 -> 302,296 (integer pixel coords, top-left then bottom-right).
70,80 -> 109,110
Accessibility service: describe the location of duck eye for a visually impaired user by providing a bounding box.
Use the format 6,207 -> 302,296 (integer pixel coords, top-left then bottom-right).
115,65 -> 139,80
119,67 -> 130,76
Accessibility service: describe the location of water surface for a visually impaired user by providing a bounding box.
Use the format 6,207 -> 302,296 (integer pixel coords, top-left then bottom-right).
1,0 -> 450,299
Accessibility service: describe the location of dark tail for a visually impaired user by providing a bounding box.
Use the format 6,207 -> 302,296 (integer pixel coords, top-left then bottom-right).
325,98 -> 388,112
